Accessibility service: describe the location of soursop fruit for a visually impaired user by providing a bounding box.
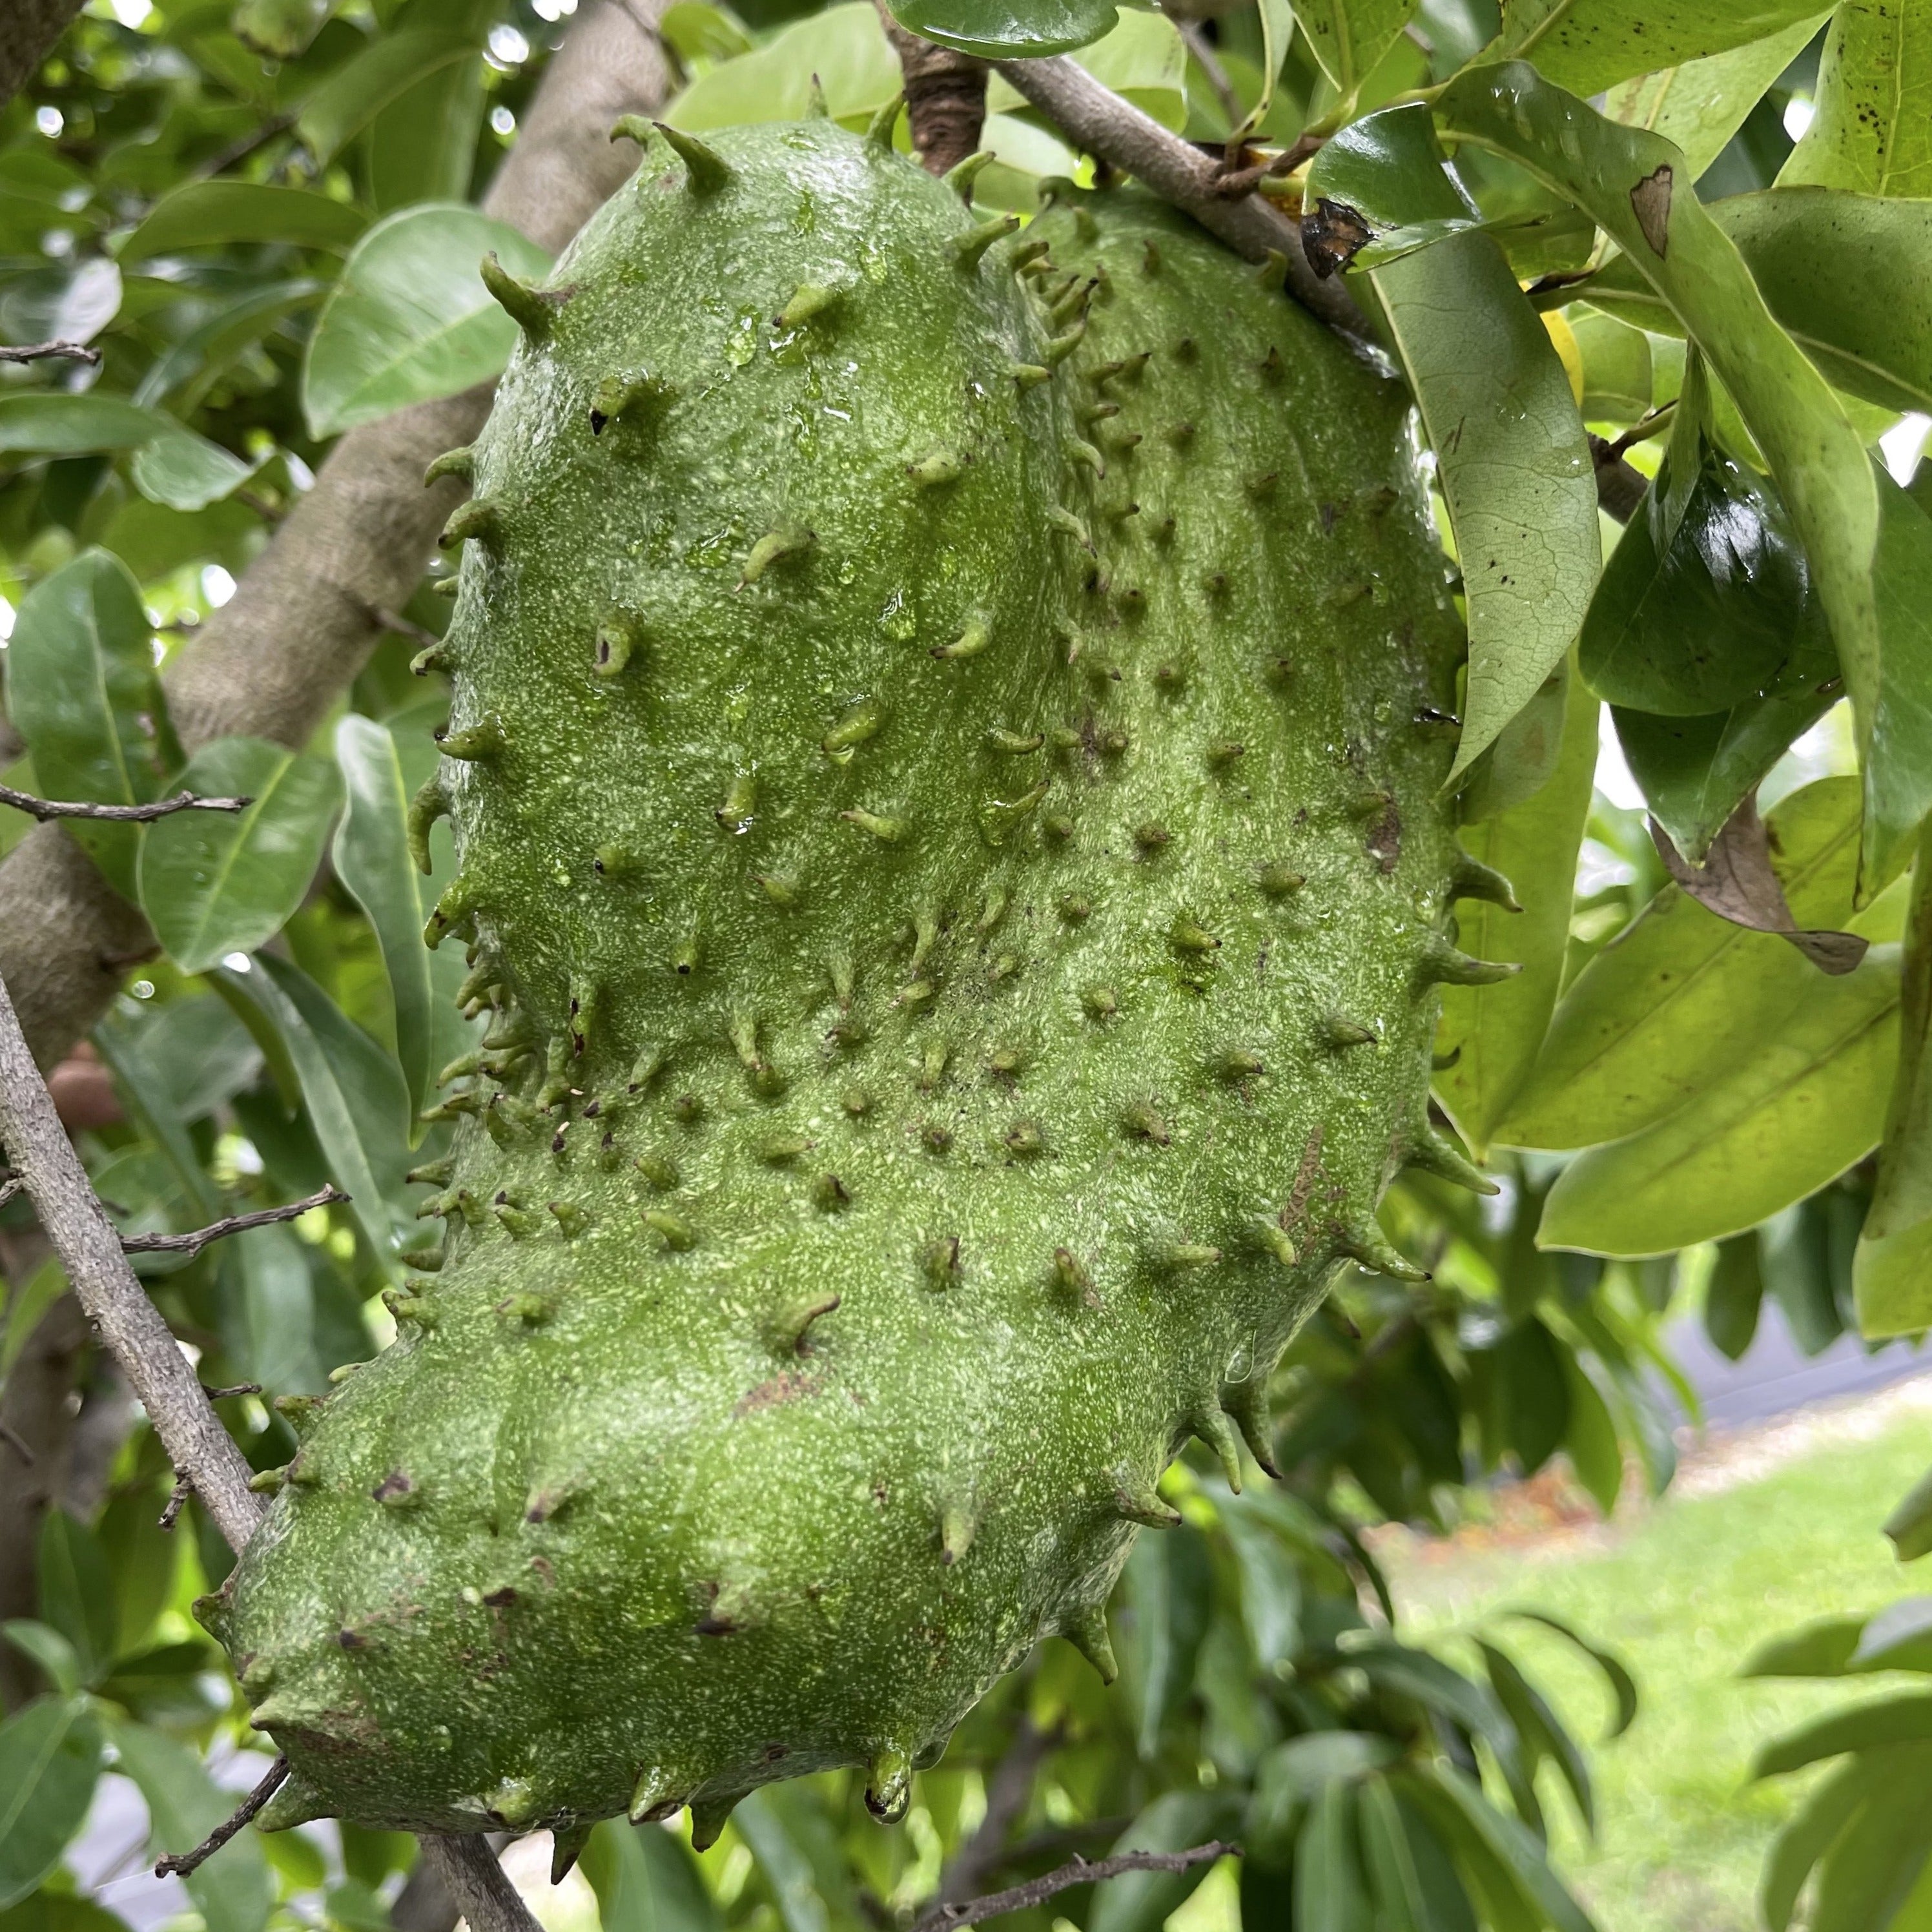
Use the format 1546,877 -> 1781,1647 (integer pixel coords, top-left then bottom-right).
205,112 -> 1501,1851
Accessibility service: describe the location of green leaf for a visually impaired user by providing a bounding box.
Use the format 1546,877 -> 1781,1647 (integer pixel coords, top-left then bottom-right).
1478,1639 -> 1593,1833
106,1720 -> 272,1932
1306,105 -> 1598,778
138,735 -> 344,976
1406,1763 -> 1596,1932
1485,1 -> 1837,98
136,280 -> 326,413
5,548 -> 172,898
1248,1733 -> 1403,1859
1781,0 -> 1932,197
887,0 -> 1116,59
216,954 -> 415,1267
1291,0 -> 1419,96
1857,821 -> 1932,1335
1808,1749 -> 1932,1932
1351,1644 -> 1525,1781
1494,1317 -> 1569,1475
1219,1490 -> 1303,1670
1295,1782 -> 1371,1932
1761,1754 -> 1876,1932
1557,1350 -> 1623,1514
580,1819 -> 722,1932
1434,65 -> 1881,884
296,28 -> 484,166
732,1786 -> 859,1932
668,4 -> 900,129
1703,1233 -> 1765,1361
0,1891 -> 132,1932
36,1512 -> 114,1688
1580,189 -> 1932,418
129,429 -> 258,513
232,0 -> 331,59
1851,1598 -> 1932,1673
1358,1775 -> 1457,1932
133,994 -> 263,1123
1755,1693 -> 1932,1778
1,1623 -> 83,1698
334,714 -> 438,1119
1744,1615 -> 1868,1679
1089,1792 -> 1232,1932
1503,1610 -> 1638,1738
660,2 -> 753,64
1889,1465 -> 1932,1563
301,203 -> 551,439
2,1258 -> 66,1382
118,182 -> 368,262
0,1699 -> 103,1911
1603,14 -> 1833,180
92,1018 -> 225,1220
1435,668 -> 1597,1155
96,1488 -> 178,1660
1569,307 -> 1651,419
1539,943 -> 1900,1256
1122,1527 -> 1213,1758
226,1222 -> 325,1397
0,394 -> 169,455
1497,776 -> 1862,1149
1862,465 -> 1932,901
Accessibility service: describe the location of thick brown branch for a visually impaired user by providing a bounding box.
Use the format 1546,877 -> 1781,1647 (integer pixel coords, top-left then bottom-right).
0,0 -> 87,112
155,1758 -> 289,1877
1588,433 -> 1648,524
914,1843 -> 1238,1932
989,56 -> 1363,341
0,0 -> 672,1073
121,1185 -> 347,1257
0,340 -> 101,367
876,7 -> 988,174
0,784 -> 252,824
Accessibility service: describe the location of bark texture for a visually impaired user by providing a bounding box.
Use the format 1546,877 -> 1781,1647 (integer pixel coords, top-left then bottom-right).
0,0 -> 87,113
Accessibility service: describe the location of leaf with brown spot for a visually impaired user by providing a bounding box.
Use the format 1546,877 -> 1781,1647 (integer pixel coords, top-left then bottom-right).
1629,163 -> 1674,255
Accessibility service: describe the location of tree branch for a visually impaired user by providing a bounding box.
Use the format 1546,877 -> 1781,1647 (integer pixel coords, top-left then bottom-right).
155,1758 -> 289,1878
0,784 -> 252,824
989,56 -> 1364,342
0,0 -> 672,1073
0,0 -> 87,113
0,340 -> 102,367
912,1843 -> 1238,1932
935,1718 -> 1062,1907
876,6 -> 988,174
120,1185 -> 347,1257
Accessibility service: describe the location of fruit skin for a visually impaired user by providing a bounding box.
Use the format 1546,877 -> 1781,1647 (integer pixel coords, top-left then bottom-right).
207,121 -> 1472,1842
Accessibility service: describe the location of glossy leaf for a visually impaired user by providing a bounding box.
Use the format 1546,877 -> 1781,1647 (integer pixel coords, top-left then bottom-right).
1435,669 -> 1598,1154
581,1819 -> 722,1932
1435,65 -> 1882,883
1089,1791 -> 1231,1932
1505,1610 -> 1639,1737
660,2 -> 754,64
36,1511 -> 115,1687
216,954 -> 415,1267
1890,1466 -> 1932,1563
1704,1233 -> 1766,1360
107,1720 -> 272,1932
296,28 -> 484,166
1406,1763 -> 1596,1932
228,1222 -> 325,1398
301,203 -> 552,439
1219,1492 -> 1303,1670
1307,105 -> 1598,777
1558,1350 -> 1624,1513
1248,1732 -> 1403,1859
1,1623 -> 83,1698
1757,1696 -> 1932,1778
1497,776 -> 1862,1149
730,1793 -> 830,1932
1485,1 -> 1838,98
1538,943 -> 1901,1256
886,0 -> 1116,59
1122,1527 -> 1213,1758
1291,0 -> 1419,95
118,181 -> 367,262
1745,1616 -> 1867,1679
6,548 -> 172,898
668,5 -> 900,128
1479,1640 -> 1593,1832
1805,1749 -> 1932,1932
138,735 -> 344,976
1850,1598 -> 1932,1672
0,1699 -> 103,1911
1781,0 -> 1932,197
1863,464 -> 1932,896
92,1019 -> 226,1220
334,714 -> 438,1120
129,429 -> 258,512
0,394 -> 169,455
1580,189 -> 1932,416
1569,307 -> 1650,420
1603,14 -> 1833,180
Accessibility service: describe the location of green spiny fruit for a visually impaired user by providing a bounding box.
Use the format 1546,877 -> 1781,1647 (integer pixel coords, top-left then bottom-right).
208,121 -> 1482,1842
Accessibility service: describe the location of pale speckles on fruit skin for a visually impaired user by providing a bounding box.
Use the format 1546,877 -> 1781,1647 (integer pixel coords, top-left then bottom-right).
216,132 -> 1472,1841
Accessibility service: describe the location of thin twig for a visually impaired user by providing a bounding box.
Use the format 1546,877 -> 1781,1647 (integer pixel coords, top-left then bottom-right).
936,1719 -> 1064,1906
0,340 -> 102,367
123,1186 -> 347,1257
159,1475 -> 189,1530
913,1844 -> 1238,1932
0,783 -> 252,824
192,113 -> 296,183
0,965 -> 263,1547
155,1757 -> 289,1877
1214,131 -> 1322,199
202,1382 -> 263,1400
362,602 -> 444,652
1175,21 -> 1240,128
989,55 -> 1364,341
0,1418 -> 34,1464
